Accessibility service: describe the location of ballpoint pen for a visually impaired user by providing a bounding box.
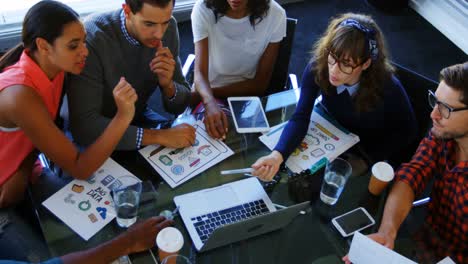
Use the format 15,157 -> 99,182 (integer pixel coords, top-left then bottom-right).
221,168 -> 254,175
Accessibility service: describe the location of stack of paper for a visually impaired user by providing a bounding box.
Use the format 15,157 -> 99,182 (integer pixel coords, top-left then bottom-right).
349,232 -> 417,264
349,232 -> 458,264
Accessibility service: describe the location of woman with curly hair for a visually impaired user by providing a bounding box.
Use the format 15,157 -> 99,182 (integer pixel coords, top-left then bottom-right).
251,13 -> 417,181
190,0 -> 286,139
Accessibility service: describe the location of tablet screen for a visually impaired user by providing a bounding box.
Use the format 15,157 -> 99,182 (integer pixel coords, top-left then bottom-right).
230,99 -> 268,129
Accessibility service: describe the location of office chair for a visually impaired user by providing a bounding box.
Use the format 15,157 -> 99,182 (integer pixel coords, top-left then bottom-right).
386,62 -> 438,167
388,63 -> 437,225
265,17 -> 299,95
182,17 -> 299,94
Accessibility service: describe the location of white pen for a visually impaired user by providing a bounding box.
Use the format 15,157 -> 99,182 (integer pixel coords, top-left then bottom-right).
221,168 -> 254,175
412,197 -> 430,207
171,206 -> 180,216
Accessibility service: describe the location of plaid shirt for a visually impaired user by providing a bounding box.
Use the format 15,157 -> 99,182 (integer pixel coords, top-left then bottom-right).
396,133 -> 468,263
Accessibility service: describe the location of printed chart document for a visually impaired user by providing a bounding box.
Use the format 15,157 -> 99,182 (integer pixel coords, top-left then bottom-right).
139,121 -> 234,188
259,106 -> 359,173
42,158 -> 135,240
349,232 -> 417,264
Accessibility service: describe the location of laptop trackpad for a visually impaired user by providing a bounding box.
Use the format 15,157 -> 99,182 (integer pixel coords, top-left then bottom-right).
204,186 -> 240,210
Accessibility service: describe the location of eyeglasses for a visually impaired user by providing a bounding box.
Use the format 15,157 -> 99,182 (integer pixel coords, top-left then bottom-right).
428,90 -> 468,119
327,50 -> 364,75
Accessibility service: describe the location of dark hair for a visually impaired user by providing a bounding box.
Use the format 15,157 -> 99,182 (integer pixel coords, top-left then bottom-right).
311,13 -> 394,112
204,0 -> 270,27
125,0 -> 175,13
0,0 -> 79,72
440,62 -> 468,106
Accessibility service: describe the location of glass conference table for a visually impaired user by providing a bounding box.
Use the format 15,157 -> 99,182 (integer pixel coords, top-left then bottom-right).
30,89 -> 388,264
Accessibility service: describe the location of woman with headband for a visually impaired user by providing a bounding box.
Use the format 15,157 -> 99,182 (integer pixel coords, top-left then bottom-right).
251,13 -> 417,181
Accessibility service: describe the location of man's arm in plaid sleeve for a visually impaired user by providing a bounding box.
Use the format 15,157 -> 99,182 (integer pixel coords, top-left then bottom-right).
343,181 -> 416,264
396,133 -> 441,197
355,134 -> 441,252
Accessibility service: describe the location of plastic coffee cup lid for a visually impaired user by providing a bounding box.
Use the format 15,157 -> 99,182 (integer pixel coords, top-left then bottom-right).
371,162 -> 394,182
156,227 -> 184,253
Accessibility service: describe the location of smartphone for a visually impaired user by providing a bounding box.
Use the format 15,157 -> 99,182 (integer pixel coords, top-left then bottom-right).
331,207 -> 375,237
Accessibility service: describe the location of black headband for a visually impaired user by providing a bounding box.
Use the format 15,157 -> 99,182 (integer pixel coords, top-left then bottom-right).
338,18 -> 379,61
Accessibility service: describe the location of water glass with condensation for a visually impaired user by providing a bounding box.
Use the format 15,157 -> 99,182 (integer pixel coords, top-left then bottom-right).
161,255 -> 191,264
320,158 -> 352,205
112,175 -> 142,228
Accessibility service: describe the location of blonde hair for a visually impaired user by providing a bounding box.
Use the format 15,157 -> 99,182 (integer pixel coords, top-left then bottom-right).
311,13 -> 394,112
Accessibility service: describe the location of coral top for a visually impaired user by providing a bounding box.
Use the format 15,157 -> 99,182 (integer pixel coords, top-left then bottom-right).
0,51 -> 64,186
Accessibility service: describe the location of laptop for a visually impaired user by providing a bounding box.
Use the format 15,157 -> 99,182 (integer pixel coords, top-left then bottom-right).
174,177 -> 310,252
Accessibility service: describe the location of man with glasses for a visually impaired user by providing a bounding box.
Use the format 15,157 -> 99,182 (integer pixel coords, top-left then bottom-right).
346,62 -> 468,263
428,90 -> 468,119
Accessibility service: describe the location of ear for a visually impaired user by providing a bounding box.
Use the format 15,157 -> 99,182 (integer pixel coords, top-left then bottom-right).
122,4 -> 131,18
361,58 -> 372,71
35,37 -> 51,54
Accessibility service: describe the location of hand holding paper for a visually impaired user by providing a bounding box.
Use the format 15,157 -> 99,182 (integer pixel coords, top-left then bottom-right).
348,232 -> 416,264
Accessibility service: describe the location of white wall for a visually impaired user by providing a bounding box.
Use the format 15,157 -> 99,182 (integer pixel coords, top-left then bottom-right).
410,0 -> 468,54
0,0 -> 302,53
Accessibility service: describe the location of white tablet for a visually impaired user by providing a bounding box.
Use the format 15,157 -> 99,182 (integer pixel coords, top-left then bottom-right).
227,96 -> 270,133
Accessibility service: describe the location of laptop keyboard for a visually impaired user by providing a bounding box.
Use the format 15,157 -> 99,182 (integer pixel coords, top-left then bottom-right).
190,199 -> 270,243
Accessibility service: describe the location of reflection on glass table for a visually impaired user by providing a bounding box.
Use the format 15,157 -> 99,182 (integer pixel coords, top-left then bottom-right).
29,89 -> 424,264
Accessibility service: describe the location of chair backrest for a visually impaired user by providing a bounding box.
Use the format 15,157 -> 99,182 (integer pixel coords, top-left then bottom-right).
264,18 -> 297,95
388,62 -> 438,166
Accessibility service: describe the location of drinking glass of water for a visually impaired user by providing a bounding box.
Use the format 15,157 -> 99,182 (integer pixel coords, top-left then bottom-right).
320,158 -> 352,205
161,254 -> 191,264
112,175 -> 142,228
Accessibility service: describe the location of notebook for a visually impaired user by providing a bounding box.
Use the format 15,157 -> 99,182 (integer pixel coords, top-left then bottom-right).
174,177 -> 310,252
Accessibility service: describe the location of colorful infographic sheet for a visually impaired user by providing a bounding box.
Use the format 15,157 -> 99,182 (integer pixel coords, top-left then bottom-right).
259,109 -> 360,173
42,158 -> 136,240
139,121 -> 234,188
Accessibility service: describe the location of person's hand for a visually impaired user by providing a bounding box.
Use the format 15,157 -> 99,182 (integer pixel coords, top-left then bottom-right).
150,46 -> 176,94
203,101 -> 228,139
159,124 -> 196,148
113,77 -> 137,121
123,216 -> 173,254
341,232 -> 395,264
367,232 -> 395,249
251,151 -> 283,181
